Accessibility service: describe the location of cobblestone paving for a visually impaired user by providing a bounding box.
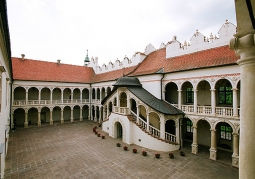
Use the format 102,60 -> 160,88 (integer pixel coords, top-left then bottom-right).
5,121 -> 238,179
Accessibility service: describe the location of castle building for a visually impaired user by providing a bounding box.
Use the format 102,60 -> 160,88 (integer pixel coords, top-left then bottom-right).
10,20 -> 241,168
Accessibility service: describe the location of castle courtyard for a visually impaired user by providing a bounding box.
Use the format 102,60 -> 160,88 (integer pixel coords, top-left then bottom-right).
4,121 -> 238,179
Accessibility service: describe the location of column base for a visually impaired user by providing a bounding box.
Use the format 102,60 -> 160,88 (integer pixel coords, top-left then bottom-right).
61,119 -> 64,124
50,120 -> 53,125
88,117 -> 91,120
94,117 -> 97,122
209,148 -> 217,160
232,154 -> 239,168
24,122 -> 28,128
80,118 -> 83,121
38,121 -> 41,127
191,144 -> 198,154
71,118 -> 74,122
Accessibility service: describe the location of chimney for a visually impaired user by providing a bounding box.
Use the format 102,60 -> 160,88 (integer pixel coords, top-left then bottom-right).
57,59 -> 61,65
21,54 -> 25,61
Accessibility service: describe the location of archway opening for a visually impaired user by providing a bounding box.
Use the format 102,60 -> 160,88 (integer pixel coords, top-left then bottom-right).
165,120 -> 176,135
28,107 -> 38,126
114,121 -> 123,138
120,92 -> 127,107
13,108 -> 25,127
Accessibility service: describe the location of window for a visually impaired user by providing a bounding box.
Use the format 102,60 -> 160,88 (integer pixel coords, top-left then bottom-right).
186,88 -> 193,103
220,124 -> 232,140
219,86 -> 232,104
186,120 -> 193,133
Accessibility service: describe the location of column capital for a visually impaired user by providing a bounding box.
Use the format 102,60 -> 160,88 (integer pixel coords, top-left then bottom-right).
230,33 -> 255,61
232,132 -> 239,136
210,89 -> 216,92
232,88 -> 238,92
210,129 -> 216,132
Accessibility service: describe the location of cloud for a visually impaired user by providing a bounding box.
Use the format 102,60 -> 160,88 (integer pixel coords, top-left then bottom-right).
7,0 -> 236,66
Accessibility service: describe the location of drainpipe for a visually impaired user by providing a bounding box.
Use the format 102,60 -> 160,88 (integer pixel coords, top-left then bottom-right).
160,73 -> 165,100
89,83 -> 92,121
9,81 -> 13,129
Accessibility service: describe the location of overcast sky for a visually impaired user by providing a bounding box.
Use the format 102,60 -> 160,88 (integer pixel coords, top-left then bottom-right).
7,0 -> 236,66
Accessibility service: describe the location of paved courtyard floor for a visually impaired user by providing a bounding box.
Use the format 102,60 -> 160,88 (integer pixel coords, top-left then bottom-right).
5,121 -> 238,179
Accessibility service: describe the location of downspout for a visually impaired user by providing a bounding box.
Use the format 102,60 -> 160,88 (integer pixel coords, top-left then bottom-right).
89,83 -> 92,121
160,73 -> 165,100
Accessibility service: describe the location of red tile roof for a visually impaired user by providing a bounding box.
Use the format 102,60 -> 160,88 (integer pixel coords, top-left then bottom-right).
93,65 -> 138,83
128,45 -> 239,76
11,45 -> 239,83
12,57 -> 95,83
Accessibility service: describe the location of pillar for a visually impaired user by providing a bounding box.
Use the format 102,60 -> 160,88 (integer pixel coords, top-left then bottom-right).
38,111 -> 41,126
106,106 -> 109,119
25,91 -> 28,105
88,107 -> 91,120
232,88 -> 238,117
191,125 -> 198,154
50,110 -> 53,125
94,107 -> 97,122
61,109 -> 64,124
71,109 -> 74,122
61,91 -> 63,103
50,91 -> 53,104
99,107 -> 102,123
146,113 -> 149,132
99,88 -> 102,102
80,91 -> 82,103
160,118 -> 165,139
136,105 -> 139,124
209,129 -> 217,160
71,91 -> 73,103
210,89 -> 216,115
38,91 -> 41,104
230,18 -> 255,177
80,107 -> 83,121
178,90 -> 182,109
232,132 -> 239,168
24,111 -> 28,128
102,106 -> 105,121
193,89 -> 197,113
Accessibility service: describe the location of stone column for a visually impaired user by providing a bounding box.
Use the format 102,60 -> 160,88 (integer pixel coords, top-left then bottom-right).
70,108 -> 74,122
38,111 -> 41,126
38,91 -> 41,104
95,89 -> 97,103
61,109 -> 64,124
80,90 -> 82,103
178,90 -> 182,109
191,125 -> 198,154
232,88 -> 238,117
99,88 -> 102,102
209,129 -> 217,160
25,91 -> 28,105
230,28 -> 255,178
80,107 -> 83,121
160,118 -> 165,139
193,89 -> 197,113
24,111 -> 28,128
49,110 -> 53,125
210,89 -> 216,115
146,113 -> 150,132
136,105 -> 139,124
71,92 -> 73,103
61,91 -> 64,103
106,106 -> 109,119
88,107 -> 91,120
102,106 -> 105,121
232,132 -> 239,168
11,113 -> 14,129
50,91 -> 53,104
99,107 -> 102,123
94,107 -> 97,122
179,119 -> 183,147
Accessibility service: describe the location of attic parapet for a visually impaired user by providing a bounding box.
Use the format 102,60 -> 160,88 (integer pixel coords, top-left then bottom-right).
166,20 -> 236,59
96,52 -> 147,74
